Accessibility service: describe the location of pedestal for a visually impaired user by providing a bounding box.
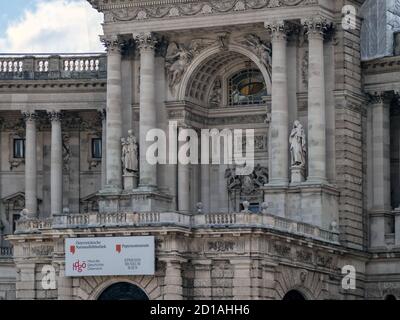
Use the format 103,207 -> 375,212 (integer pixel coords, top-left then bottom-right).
123,172 -> 138,191
291,166 -> 306,184
98,189 -> 173,214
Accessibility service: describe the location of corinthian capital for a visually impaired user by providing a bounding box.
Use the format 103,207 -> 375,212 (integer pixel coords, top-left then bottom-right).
100,35 -> 123,54
134,32 -> 158,52
22,111 -> 37,122
265,21 -> 288,40
302,16 -> 331,39
48,111 -> 63,123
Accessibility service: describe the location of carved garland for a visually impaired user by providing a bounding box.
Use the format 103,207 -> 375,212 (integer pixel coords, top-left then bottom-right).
103,0 -> 318,22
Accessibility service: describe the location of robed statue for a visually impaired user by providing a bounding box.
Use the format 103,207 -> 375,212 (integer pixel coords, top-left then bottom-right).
121,130 -> 139,174
289,120 -> 307,167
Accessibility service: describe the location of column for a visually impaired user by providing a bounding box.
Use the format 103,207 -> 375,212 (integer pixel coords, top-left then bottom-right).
265,21 -> 289,185
136,32 -> 158,190
102,36 -> 123,192
304,17 -> 328,183
178,126 -> 190,213
99,110 -> 107,189
22,111 -> 38,218
49,111 -> 63,216
370,93 -> 392,247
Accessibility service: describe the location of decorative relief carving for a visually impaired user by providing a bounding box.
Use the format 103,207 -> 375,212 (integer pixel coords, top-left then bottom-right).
62,133 -> 71,173
241,34 -> 272,79
31,245 -> 54,257
100,0 -> 318,22
225,164 -> 269,194
166,38 -> 217,94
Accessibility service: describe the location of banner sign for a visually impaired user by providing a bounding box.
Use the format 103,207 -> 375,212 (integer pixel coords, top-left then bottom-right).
65,236 -> 155,277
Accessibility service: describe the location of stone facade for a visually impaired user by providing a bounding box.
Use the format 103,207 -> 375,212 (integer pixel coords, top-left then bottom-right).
0,0 -> 399,300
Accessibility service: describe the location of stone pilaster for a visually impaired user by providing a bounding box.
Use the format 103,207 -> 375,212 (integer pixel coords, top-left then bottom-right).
57,262 -> 72,300
369,93 -> 392,248
163,260 -> 183,300
101,35 -> 123,193
22,111 -> 38,218
178,126 -> 191,213
265,21 -> 289,186
16,264 -> 36,300
303,17 -> 329,184
231,260 -> 252,300
136,32 -> 158,191
49,111 -> 63,216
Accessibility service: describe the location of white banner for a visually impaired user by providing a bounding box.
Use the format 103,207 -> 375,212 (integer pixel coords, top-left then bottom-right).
65,236 -> 155,277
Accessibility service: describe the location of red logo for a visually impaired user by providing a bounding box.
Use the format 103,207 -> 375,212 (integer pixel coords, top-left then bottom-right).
70,245 -> 76,254
116,244 -> 122,253
72,260 -> 87,273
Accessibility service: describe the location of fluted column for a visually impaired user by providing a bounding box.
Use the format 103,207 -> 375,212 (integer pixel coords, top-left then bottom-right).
49,111 -> 63,216
135,32 -> 158,190
101,36 -> 123,192
265,21 -> 289,185
22,111 -> 38,218
178,126 -> 190,213
303,17 -> 328,183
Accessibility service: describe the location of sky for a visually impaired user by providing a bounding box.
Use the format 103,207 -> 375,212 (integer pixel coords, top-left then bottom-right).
0,0 -> 104,54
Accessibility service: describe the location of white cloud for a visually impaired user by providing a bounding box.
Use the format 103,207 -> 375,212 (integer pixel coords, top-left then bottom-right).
0,0 -> 104,53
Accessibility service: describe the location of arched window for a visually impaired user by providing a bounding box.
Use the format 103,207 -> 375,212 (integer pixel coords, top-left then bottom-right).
228,69 -> 267,106
282,290 -> 306,301
97,282 -> 149,301
385,294 -> 397,301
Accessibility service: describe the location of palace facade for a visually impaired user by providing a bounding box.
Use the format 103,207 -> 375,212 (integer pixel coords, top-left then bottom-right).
0,0 -> 400,300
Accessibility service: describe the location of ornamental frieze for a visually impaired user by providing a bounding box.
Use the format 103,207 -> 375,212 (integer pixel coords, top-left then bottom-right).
97,0 -> 318,22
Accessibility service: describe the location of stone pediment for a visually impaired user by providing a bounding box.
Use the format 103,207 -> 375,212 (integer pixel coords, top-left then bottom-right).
88,0 -> 318,22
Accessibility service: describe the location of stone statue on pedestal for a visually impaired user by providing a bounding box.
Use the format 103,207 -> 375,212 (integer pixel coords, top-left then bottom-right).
122,130 -> 139,174
121,130 -> 139,190
290,120 -> 306,167
289,120 -> 307,183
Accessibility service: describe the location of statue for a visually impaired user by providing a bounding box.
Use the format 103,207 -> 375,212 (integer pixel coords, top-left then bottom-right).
121,130 -> 139,175
289,120 -> 307,167
243,34 -> 272,79
209,79 -> 222,107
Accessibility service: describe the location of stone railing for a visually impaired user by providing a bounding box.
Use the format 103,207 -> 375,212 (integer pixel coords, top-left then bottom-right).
0,247 -> 13,257
15,211 -> 339,244
0,54 -> 106,80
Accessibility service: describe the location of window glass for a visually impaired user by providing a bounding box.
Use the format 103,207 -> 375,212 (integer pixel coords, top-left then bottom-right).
228,69 -> 267,106
13,139 -> 25,159
92,138 -> 102,159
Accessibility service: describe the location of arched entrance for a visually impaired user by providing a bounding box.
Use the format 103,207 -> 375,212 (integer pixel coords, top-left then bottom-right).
282,290 -> 307,301
97,282 -> 149,301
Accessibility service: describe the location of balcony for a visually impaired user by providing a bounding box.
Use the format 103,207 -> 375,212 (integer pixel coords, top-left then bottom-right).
0,54 -> 107,81
15,211 -> 340,245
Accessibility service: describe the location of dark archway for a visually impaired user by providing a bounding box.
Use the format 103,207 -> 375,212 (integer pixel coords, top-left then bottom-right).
385,294 -> 397,301
97,282 -> 149,301
283,290 -> 307,301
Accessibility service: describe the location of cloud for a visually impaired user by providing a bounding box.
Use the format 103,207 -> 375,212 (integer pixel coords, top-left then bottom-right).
0,0 -> 104,53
